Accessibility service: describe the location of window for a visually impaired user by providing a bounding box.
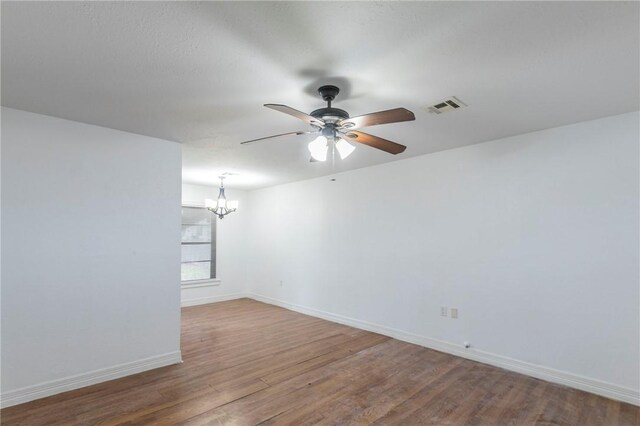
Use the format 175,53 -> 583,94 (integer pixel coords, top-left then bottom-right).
181,206 -> 216,282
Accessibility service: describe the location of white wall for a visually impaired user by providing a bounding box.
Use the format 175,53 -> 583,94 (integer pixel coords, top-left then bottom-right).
1,108 -> 182,406
245,112 -> 640,402
181,183 -> 248,305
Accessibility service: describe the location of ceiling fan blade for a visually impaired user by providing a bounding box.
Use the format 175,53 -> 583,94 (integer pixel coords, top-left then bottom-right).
338,108 -> 415,129
240,130 -> 317,145
341,131 -> 407,155
264,104 -> 325,127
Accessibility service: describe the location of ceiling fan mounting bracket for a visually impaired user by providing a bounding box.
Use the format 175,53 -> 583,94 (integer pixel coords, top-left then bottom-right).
317,85 -> 340,102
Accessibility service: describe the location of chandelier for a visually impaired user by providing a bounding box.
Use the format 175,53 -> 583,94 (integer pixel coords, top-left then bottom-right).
205,176 -> 238,219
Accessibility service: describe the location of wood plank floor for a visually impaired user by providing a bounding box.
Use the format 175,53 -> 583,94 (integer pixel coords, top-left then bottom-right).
2,298 -> 638,425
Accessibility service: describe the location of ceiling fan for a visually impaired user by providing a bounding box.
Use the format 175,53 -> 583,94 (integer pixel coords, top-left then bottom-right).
240,85 -> 415,162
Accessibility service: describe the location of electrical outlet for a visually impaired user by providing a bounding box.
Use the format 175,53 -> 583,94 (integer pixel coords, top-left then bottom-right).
440,307 -> 448,317
450,308 -> 458,319
279,280 -> 283,287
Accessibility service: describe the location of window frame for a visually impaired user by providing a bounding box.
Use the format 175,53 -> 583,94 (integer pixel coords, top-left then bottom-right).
181,203 -> 220,287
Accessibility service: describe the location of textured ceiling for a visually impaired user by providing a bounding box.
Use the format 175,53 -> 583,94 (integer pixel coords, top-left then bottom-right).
2,1 -> 639,189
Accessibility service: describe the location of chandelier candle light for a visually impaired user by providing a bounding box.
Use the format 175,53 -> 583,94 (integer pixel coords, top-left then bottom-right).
206,175 -> 239,219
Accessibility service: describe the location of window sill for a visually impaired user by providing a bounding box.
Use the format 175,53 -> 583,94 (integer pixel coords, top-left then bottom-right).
181,279 -> 221,289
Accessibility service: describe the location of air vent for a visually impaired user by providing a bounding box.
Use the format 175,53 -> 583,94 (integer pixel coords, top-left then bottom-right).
424,96 -> 467,114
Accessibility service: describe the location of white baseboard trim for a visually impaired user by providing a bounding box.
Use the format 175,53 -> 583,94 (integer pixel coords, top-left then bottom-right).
181,292 -> 247,307
247,293 -> 639,406
0,351 -> 182,409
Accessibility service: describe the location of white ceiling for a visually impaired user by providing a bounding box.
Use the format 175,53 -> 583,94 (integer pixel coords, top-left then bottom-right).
2,1 -> 638,190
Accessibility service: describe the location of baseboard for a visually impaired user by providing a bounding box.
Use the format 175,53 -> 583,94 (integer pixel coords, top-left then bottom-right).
181,292 -> 246,307
0,351 -> 182,409
247,293 -> 640,406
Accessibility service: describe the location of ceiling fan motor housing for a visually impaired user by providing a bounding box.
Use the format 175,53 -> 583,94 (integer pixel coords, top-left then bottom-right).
310,107 -> 349,123
311,85 -> 350,124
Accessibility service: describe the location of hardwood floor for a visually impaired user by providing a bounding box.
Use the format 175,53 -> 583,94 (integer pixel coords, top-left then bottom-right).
2,298 -> 638,425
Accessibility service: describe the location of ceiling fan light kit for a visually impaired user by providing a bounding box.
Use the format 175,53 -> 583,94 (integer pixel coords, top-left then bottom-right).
307,117 -> 358,161
308,135 -> 329,162
240,85 -> 415,162
335,138 -> 356,159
